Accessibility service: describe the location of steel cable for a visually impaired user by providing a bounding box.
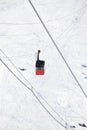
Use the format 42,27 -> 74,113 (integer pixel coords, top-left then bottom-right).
0,57 -> 68,129
27,0 -> 87,98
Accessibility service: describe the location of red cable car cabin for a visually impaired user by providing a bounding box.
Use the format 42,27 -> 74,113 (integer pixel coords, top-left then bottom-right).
35,50 -> 45,75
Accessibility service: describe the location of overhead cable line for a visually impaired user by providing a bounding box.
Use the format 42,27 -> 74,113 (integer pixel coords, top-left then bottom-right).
0,49 -> 64,120
0,55 -> 68,130
0,58 -> 66,129
27,0 -> 87,98
0,49 -> 75,129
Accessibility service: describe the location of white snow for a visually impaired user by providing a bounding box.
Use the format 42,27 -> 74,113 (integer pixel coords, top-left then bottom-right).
0,0 -> 87,130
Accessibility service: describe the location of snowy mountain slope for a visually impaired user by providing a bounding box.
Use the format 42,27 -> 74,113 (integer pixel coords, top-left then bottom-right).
0,0 -> 87,130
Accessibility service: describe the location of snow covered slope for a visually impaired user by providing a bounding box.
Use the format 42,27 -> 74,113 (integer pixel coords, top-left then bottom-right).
0,0 -> 87,130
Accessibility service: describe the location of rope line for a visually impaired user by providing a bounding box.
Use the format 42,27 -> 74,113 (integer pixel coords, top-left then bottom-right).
0,49 -> 65,121
0,57 -> 68,129
27,0 -> 87,98
0,49 -> 74,129
0,0 -> 86,128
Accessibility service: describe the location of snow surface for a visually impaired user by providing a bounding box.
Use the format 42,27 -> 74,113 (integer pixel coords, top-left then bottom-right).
0,0 -> 87,130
